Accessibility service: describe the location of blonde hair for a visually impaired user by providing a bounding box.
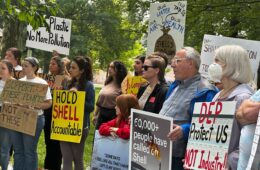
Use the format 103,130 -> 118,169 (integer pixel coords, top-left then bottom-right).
215,45 -> 253,83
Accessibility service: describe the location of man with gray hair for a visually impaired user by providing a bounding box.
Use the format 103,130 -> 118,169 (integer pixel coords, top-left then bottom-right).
159,47 -> 218,170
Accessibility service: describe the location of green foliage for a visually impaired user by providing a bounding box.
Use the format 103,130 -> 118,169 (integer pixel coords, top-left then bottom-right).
57,0 -> 145,69
0,0 -> 59,29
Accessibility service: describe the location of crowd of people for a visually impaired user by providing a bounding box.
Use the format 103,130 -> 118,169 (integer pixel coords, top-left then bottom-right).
0,44 -> 259,170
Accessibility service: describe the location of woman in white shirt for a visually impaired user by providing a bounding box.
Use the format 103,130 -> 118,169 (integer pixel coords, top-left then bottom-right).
10,57 -> 52,170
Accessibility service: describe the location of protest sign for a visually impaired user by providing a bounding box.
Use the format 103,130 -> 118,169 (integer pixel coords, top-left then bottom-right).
199,34 -> 260,82
121,75 -> 147,95
26,16 -> 72,55
0,79 -> 48,107
246,110 -> 260,170
147,1 -> 187,62
0,103 -> 37,136
50,90 -> 85,143
91,130 -> 129,170
184,101 -> 236,169
129,109 -> 173,170
45,74 -> 67,91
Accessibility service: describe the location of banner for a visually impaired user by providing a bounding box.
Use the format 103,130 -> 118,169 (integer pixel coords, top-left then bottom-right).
0,103 -> 37,136
26,16 -> 72,55
0,79 -> 48,107
246,110 -> 260,170
91,130 -> 129,170
184,101 -> 237,169
129,109 -> 173,170
147,1 -> 187,62
50,90 -> 85,143
121,75 -> 147,95
199,34 -> 260,82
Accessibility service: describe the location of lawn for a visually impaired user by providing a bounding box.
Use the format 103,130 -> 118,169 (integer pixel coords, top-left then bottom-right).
37,86 -> 101,169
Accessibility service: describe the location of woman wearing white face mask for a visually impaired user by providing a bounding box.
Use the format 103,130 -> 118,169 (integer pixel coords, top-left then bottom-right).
208,63 -> 223,90
211,45 -> 254,170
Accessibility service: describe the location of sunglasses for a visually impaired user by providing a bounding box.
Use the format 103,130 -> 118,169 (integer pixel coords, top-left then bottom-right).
142,65 -> 155,71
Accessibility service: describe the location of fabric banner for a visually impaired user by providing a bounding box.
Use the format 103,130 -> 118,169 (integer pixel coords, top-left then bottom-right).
184,101 -> 237,169
50,90 -> 85,143
129,109 -> 173,170
91,130 -> 129,170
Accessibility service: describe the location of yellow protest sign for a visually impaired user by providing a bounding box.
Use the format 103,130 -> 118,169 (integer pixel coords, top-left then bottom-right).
50,90 -> 85,143
121,75 -> 147,95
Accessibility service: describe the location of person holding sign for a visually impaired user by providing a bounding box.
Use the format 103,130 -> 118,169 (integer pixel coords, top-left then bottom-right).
10,57 -> 52,170
211,45 -> 254,170
159,47 -> 218,170
60,56 -> 95,170
99,94 -> 140,139
137,54 -> 168,114
93,61 -> 128,129
44,56 -> 70,170
0,60 -> 15,170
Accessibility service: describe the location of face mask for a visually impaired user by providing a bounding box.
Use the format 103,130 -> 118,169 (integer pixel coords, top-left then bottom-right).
208,63 -> 222,83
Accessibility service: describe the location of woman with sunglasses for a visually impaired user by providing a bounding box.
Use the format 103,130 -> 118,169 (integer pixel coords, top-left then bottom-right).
137,54 -> 168,114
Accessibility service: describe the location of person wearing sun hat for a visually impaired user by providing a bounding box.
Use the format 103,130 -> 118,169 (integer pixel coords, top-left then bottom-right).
10,56 -> 52,170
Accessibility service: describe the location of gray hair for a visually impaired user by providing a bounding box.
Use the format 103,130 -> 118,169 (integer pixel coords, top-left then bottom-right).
182,47 -> 201,70
215,45 -> 253,84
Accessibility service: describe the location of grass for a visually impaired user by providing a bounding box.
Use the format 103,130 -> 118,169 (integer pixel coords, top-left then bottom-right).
37,87 -> 101,169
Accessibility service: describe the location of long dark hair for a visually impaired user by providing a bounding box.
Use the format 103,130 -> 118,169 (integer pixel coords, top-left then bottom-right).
68,56 -> 93,91
50,56 -> 65,75
7,47 -> 22,65
105,61 -> 127,88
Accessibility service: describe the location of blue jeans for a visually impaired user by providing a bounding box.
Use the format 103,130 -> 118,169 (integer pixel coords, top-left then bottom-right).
10,115 -> 45,170
0,127 -> 12,170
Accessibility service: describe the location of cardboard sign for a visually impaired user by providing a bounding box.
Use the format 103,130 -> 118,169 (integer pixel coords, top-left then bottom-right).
0,103 -> 38,136
129,109 -> 173,170
0,79 -> 48,107
147,1 -> 187,61
26,16 -> 72,55
184,102 -> 237,169
50,90 -> 85,143
91,130 -> 129,170
121,75 -> 147,95
45,74 -> 67,90
199,34 -> 260,82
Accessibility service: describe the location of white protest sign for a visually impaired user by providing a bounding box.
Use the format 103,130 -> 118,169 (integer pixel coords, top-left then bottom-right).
91,130 -> 129,170
147,1 -> 187,62
129,109 -> 173,170
185,101 -> 237,169
199,34 -> 260,82
26,16 -> 72,55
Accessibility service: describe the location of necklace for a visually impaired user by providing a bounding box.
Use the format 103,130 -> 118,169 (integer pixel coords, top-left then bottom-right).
218,84 -> 238,99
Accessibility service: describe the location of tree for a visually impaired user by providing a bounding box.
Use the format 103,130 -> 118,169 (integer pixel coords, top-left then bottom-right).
125,0 -> 260,51
0,0 -> 59,57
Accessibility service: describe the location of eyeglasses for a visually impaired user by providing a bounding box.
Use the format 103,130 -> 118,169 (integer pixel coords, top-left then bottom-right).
172,57 -> 188,64
142,65 -> 155,71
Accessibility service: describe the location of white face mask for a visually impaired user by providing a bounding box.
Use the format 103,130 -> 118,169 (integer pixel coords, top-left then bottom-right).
208,63 -> 222,83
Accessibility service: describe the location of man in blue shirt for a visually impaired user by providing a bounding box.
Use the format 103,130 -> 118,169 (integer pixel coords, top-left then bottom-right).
159,47 -> 218,170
